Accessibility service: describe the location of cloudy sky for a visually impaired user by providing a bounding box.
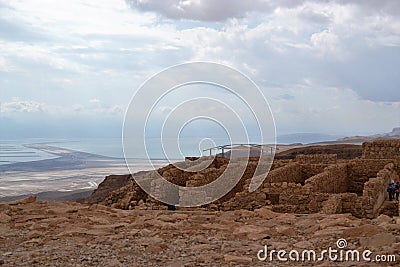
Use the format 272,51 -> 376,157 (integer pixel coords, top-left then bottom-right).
0,0 -> 399,139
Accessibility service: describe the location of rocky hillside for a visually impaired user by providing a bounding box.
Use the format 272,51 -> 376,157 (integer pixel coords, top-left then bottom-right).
84,174 -> 132,204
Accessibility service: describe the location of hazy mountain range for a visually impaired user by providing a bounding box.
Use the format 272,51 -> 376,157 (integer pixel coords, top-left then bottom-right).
336,127 -> 400,143
277,127 -> 400,145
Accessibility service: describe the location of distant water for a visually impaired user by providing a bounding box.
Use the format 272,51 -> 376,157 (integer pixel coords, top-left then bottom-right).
0,134 -> 334,166
0,139 -> 58,165
0,137 -> 230,166
42,138 -> 126,158
0,138 -> 173,197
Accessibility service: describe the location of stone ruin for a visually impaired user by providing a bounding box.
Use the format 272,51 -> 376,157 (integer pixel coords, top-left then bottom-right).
85,140 -> 400,218
261,140 -> 400,218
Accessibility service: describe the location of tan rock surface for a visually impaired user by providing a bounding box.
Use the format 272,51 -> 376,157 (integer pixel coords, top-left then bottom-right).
0,200 -> 399,266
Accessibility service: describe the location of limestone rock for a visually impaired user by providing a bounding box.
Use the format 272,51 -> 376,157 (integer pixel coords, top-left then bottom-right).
294,240 -> 312,249
0,199 -> 399,266
343,224 -> 384,238
254,207 -> 278,219
0,212 -> 11,223
275,225 -> 295,236
223,254 -> 252,264
10,195 -> 36,205
360,233 -> 396,248
373,214 -> 393,225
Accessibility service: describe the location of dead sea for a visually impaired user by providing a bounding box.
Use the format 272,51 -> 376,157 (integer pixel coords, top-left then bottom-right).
0,144 -> 167,200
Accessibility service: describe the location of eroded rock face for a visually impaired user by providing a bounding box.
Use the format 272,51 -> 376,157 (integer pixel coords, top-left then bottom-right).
1,200 -> 400,266
84,174 -> 132,204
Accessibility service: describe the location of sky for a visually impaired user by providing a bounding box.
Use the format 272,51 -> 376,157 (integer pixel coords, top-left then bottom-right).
0,0 -> 400,140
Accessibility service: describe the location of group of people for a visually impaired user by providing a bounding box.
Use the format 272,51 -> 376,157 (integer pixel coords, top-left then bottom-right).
387,181 -> 400,201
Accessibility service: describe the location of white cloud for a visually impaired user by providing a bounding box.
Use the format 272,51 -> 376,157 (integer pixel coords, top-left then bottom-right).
269,84 -> 400,134
0,98 -> 123,117
1,98 -> 45,113
1,0 -> 399,138
0,57 -> 15,72
310,30 -> 343,59
86,99 -> 123,115
89,98 -> 101,104
0,41 -> 89,73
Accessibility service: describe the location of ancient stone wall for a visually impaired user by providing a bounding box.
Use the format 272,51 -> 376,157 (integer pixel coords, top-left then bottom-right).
266,163 -> 302,183
347,159 -> 394,194
90,142 -> 400,218
320,194 -> 343,214
273,190 -> 366,217
341,193 -> 365,217
274,190 -> 331,214
265,162 -> 327,185
271,159 -> 400,218
262,182 -> 302,204
362,140 -> 400,159
304,164 -> 348,193
320,193 -> 364,217
362,163 -> 399,218
300,164 -> 327,180
295,154 -> 337,164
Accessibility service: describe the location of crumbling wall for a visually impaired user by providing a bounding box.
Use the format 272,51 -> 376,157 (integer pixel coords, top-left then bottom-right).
273,189 -> 330,214
271,159 -> 400,218
295,154 -> 337,164
300,164 -> 327,180
274,190 -> 365,217
347,159 -> 394,194
305,164 -> 348,193
320,193 -> 364,217
362,140 -> 400,159
263,182 -> 303,205
265,162 -> 327,185
267,163 -> 302,183
320,194 -> 343,214
362,163 -> 399,218
340,193 -> 364,217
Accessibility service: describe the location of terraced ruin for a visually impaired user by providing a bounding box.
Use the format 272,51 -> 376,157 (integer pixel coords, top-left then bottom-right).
85,140 -> 400,218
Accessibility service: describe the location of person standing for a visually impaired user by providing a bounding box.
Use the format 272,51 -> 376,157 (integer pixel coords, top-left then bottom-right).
391,182 -> 397,201
387,183 -> 393,201
395,181 -> 400,201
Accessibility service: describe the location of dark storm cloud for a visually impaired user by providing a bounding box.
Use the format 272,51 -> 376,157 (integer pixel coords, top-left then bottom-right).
126,0 -> 276,21
126,0 -> 400,21
338,0 -> 400,16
